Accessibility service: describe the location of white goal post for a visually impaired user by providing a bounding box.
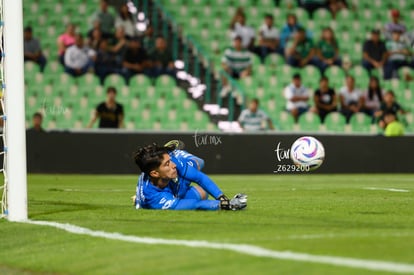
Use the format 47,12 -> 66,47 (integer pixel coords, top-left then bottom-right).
1,0 -> 28,221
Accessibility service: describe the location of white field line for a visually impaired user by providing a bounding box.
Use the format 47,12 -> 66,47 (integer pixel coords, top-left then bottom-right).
364,187 -> 410,193
21,220 -> 414,274
274,232 -> 414,240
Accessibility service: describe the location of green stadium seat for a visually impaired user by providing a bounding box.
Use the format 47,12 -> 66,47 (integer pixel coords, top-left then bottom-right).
325,65 -> 345,88
298,111 -> 322,132
24,61 -> 41,75
383,79 -> 405,93
325,112 -> 346,132
104,74 -> 126,87
78,73 -> 101,87
302,65 -> 321,88
275,111 -> 297,131
155,75 -> 176,91
349,112 -> 373,133
264,54 -> 285,71
348,65 -> 369,88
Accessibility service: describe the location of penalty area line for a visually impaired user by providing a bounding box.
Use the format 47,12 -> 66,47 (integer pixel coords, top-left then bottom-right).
21,219 -> 414,274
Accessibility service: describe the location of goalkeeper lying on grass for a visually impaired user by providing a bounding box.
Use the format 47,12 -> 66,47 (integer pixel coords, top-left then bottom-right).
132,141 -> 247,211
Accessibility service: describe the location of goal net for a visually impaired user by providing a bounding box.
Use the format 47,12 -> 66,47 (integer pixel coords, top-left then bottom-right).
0,0 -> 6,218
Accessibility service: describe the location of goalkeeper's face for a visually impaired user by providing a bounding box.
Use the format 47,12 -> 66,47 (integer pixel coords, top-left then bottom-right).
152,154 -> 177,182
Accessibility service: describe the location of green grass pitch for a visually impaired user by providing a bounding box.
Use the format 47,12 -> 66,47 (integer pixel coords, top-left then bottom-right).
1,174 -> 414,274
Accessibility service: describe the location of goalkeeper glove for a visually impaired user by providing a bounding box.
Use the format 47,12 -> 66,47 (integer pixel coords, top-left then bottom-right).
219,193 -> 247,211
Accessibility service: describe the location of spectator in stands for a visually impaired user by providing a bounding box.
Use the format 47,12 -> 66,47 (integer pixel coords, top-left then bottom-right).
57,23 -> 77,64
115,3 -> 137,39
121,38 -> 151,83
383,111 -> 404,136
383,9 -> 407,41
314,27 -> 341,73
88,86 -> 124,129
142,26 -> 156,50
229,8 -> 255,51
283,73 -> 310,122
95,39 -> 122,84
362,76 -> 383,117
221,36 -> 252,97
89,0 -> 115,38
339,75 -> 364,123
238,98 -> 274,131
384,30 -> 411,80
110,27 -> 128,64
362,29 -> 388,76
328,0 -> 348,19
256,14 -> 281,62
312,76 -> 337,123
285,27 -> 316,68
374,90 -> 406,129
64,34 -> 96,77
149,36 -> 175,78
23,26 -> 47,72
27,112 -> 45,133
280,13 -> 310,51
87,28 -> 103,50
297,0 -> 328,19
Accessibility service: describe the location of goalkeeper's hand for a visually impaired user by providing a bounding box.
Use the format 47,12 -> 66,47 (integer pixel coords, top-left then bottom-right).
219,193 -> 247,211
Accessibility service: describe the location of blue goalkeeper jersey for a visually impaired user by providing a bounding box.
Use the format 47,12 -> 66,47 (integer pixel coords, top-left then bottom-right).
134,153 -> 223,210
169,149 -> 205,170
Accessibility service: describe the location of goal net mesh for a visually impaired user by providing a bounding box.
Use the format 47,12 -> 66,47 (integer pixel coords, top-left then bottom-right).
0,0 -> 8,218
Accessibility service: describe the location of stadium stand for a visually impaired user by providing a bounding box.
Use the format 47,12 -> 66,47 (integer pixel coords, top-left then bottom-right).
22,0 -> 413,134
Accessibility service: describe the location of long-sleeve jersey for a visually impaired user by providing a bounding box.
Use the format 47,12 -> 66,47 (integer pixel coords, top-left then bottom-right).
134,151 -> 223,210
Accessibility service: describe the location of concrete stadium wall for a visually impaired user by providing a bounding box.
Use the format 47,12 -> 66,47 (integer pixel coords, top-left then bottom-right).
26,130 -> 413,174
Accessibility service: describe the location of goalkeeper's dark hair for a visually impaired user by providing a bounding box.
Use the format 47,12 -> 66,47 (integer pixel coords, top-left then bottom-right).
133,143 -> 172,174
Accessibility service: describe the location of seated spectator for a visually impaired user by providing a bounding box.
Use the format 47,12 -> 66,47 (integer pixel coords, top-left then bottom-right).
384,9 -> 407,41
149,36 -> 175,78
374,90 -> 406,129
285,27 -> 316,68
87,28 -> 103,50
339,75 -> 364,123
110,27 -> 128,64
95,39 -> 122,84
64,34 -> 96,77
384,30 -> 411,80
142,26 -> 155,50
362,29 -> 388,75
297,0 -> 328,19
121,38 -> 151,82
283,73 -> 310,122
255,14 -> 281,62
115,3 -> 137,39
328,0 -> 348,19
229,9 -> 255,51
238,98 -> 274,131
383,111 -> 404,136
57,23 -> 76,64
312,76 -> 337,123
221,36 -> 252,97
280,13 -> 311,51
23,26 -> 47,72
89,0 -> 115,38
314,27 -> 341,73
362,76 -> 383,117
27,112 -> 45,133
88,87 -> 124,129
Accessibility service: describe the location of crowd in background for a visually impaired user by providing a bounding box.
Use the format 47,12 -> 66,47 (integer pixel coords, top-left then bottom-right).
222,3 -> 411,135
23,0 -> 410,135
24,0 -> 174,86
